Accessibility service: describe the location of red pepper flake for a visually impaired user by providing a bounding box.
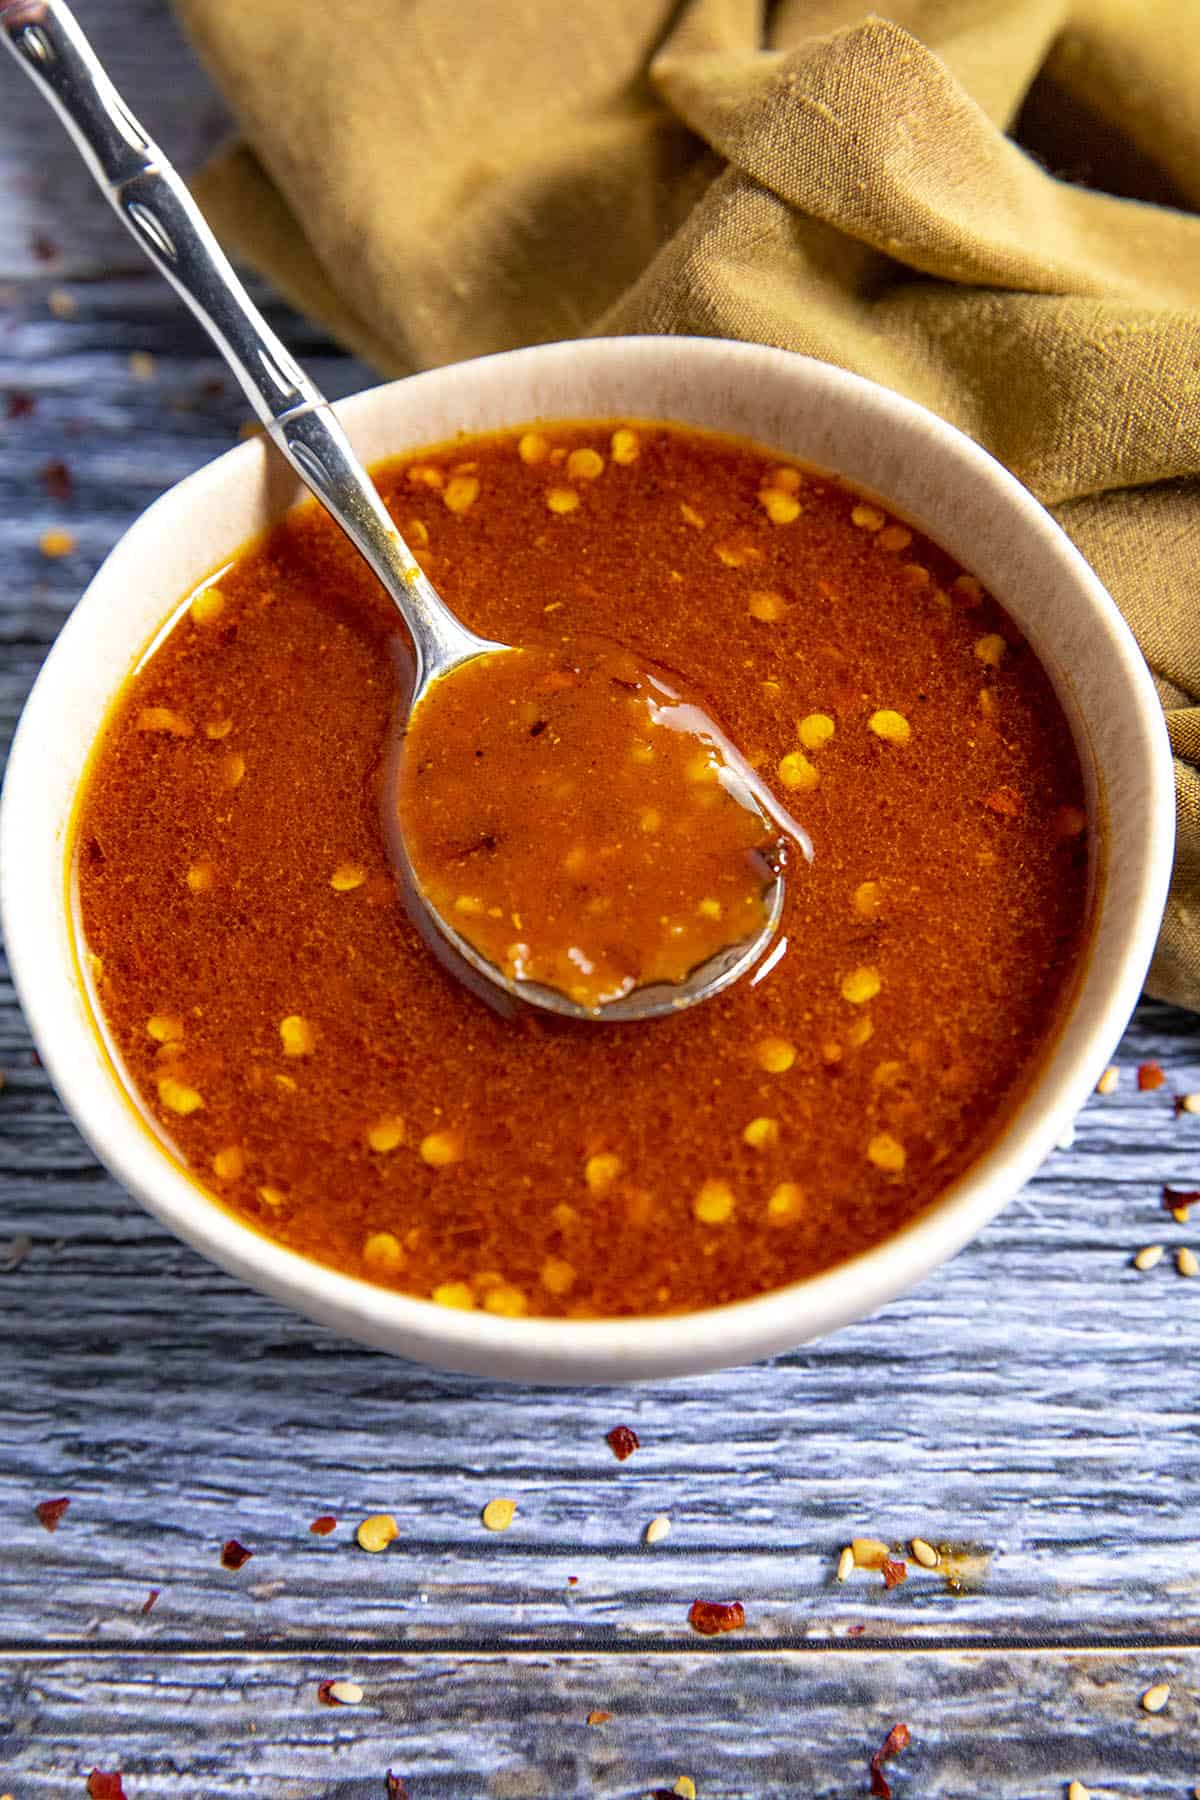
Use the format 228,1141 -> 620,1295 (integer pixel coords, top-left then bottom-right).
687,1598 -> 745,1637
86,1775 -> 127,1800
1163,1187 -> 1199,1211
317,1679 -> 339,1705
1138,1061 -> 1166,1092
35,1495 -> 70,1532
141,1587 -> 160,1615
869,1722 -> 911,1799
39,457 -> 73,502
586,1709 -> 613,1725
566,1574 -> 579,1586
220,1538 -> 253,1571
309,1515 -> 337,1536
984,785 -> 1022,817
6,389 -> 36,419
606,1424 -> 640,1461
881,1557 -> 908,1589
385,1776 -> 409,1800
847,1622 -> 867,1636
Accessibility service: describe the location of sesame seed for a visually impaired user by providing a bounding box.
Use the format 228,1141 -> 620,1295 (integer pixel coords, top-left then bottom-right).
1141,1681 -> 1170,1713
1133,1245 -> 1164,1271
836,1545 -> 855,1582
910,1537 -> 939,1569
1177,1247 -> 1199,1278
1096,1065 -> 1119,1095
645,1515 -> 672,1545
327,1679 -> 363,1706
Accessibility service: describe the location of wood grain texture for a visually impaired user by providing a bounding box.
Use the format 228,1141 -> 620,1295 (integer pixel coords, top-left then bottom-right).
2,1649 -> 1198,1796
2,1 -> 1199,1788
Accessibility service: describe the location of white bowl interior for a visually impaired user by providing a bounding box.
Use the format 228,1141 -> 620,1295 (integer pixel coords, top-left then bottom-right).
0,338 -> 1175,1382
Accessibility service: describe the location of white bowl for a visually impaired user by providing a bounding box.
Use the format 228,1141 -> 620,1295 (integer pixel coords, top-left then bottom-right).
0,337 -> 1175,1383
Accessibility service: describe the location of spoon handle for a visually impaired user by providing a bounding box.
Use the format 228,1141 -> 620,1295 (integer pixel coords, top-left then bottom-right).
1,0 -> 489,687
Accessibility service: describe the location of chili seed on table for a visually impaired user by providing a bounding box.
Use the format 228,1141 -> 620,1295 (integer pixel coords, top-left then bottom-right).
1141,1681 -> 1171,1713
356,1513 -> 399,1553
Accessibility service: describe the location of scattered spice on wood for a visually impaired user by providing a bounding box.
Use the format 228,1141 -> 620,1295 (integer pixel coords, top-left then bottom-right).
869,1721 -> 911,1799
39,525 -> 76,559
1163,1187 -> 1199,1217
607,1424 -> 640,1461
0,1235 -> 32,1274
481,1497 -> 516,1532
318,1678 -> 364,1706
836,1545 -> 855,1581
910,1538 -> 939,1569
1067,1781 -> 1091,1800
385,1775 -> 409,1799
220,1538 -> 253,1571
6,389 -> 36,419
1175,1092 -> 1200,1116
687,1598 -> 745,1637
674,1780 -> 696,1799
86,1774 -> 127,1799
39,457 -> 73,502
984,784 -> 1022,816
1137,1061 -> 1166,1092
1133,1244 -> 1164,1272
356,1513 -> 399,1553
141,1588 -> 160,1615
309,1515 -> 338,1536
35,1496 -> 70,1532
1095,1065 -> 1119,1095
1140,1680 -> 1170,1713
851,1537 -> 890,1570
645,1514 -> 672,1545
1177,1247 -> 1199,1278
586,1709 -> 612,1725
566,1575 -> 579,1586
881,1556 -> 908,1589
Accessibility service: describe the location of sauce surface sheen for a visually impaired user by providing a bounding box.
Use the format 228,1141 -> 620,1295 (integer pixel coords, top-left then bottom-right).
72,420 -> 1091,1319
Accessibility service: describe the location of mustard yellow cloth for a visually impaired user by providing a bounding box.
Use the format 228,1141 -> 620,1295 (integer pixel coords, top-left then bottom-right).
176,0 -> 1200,1011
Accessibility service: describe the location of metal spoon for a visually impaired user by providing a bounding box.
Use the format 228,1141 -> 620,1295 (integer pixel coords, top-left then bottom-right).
3,0 -> 792,1022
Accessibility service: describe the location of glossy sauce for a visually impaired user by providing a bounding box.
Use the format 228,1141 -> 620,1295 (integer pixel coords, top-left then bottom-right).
72,421 -> 1091,1319
399,641 -> 788,1011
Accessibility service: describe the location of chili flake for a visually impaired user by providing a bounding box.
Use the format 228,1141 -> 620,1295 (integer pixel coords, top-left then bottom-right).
687,1598 -> 745,1636
6,389 -> 35,418
1137,1061 -> 1166,1092
86,1775 -> 127,1800
869,1721 -> 911,1799
881,1557 -> 908,1589
984,785 -> 1022,817
1163,1187 -> 1199,1213
1175,1092 -> 1200,1116
35,1496 -> 70,1532
309,1514 -> 338,1536
385,1775 -> 410,1799
607,1424 -> 640,1461
220,1538 -> 253,1571
586,1709 -> 612,1725
141,1588 -> 160,1615
39,456 -> 73,502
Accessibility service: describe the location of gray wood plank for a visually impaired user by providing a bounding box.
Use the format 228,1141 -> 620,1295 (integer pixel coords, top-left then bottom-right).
2,1648 -> 1197,1796
0,0 -> 230,277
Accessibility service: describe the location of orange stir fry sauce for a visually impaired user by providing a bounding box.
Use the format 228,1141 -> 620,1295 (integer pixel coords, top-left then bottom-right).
72,421 -> 1091,1319
399,642 -> 784,1010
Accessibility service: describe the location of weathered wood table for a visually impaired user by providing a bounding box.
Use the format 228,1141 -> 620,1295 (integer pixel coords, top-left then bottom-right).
1,6 -> 1197,1795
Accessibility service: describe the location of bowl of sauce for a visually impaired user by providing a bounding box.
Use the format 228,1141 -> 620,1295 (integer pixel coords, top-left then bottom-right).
0,337 -> 1174,1381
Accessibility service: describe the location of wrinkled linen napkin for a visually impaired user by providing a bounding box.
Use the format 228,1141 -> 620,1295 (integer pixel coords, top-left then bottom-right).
176,0 -> 1200,1011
